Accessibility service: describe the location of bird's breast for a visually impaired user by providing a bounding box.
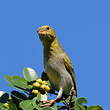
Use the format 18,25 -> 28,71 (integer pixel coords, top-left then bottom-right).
44,56 -> 73,94
45,59 -> 61,90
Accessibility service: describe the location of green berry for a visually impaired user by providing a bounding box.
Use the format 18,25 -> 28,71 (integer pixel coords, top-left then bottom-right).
32,82 -> 40,88
32,90 -> 39,95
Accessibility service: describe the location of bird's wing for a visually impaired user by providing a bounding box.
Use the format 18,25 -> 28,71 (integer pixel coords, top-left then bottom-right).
63,54 -> 77,95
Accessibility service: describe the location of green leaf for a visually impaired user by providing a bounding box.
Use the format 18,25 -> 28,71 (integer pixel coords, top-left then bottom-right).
23,68 -> 38,82
39,104 -> 57,110
74,103 -> 86,110
19,100 -> 35,110
61,96 -> 77,104
4,75 -> 32,90
11,91 -> 27,110
41,107 -> 56,110
32,97 -> 41,110
51,105 -> 58,110
74,97 -> 87,110
11,91 -> 27,104
37,93 -> 42,102
76,97 -> 88,105
9,100 -> 17,110
0,92 -> 9,103
4,76 -> 14,87
87,105 -> 103,110
1,103 -> 10,110
0,103 -> 4,110
0,103 -> 7,110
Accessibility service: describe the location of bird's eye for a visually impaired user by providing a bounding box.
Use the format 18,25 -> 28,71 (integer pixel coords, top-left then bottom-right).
46,27 -> 49,30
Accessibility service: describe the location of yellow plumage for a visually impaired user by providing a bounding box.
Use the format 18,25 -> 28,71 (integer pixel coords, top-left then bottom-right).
37,25 -> 77,106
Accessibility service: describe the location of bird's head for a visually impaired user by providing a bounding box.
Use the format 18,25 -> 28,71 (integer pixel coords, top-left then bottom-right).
37,25 -> 56,46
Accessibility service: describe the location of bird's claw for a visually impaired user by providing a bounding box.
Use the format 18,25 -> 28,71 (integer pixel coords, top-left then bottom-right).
41,100 -> 55,107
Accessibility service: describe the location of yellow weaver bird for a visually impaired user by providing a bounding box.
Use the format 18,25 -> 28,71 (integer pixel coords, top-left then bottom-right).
37,25 -> 77,106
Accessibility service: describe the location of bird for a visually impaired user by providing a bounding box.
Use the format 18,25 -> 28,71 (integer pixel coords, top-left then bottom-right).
37,25 -> 77,106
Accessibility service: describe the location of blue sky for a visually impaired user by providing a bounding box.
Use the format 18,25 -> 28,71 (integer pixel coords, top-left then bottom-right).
0,0 -> 110,109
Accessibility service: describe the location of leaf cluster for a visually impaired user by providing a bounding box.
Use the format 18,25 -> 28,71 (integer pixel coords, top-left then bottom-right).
0,68 -> 103,110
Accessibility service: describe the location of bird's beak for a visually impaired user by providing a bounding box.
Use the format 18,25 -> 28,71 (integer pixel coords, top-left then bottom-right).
37,28 -> 45,33
37,28 -> 47,37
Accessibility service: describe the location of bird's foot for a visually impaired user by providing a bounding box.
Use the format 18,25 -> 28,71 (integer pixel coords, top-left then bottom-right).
41,100 -> 55,107
70,87 -> 76,96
